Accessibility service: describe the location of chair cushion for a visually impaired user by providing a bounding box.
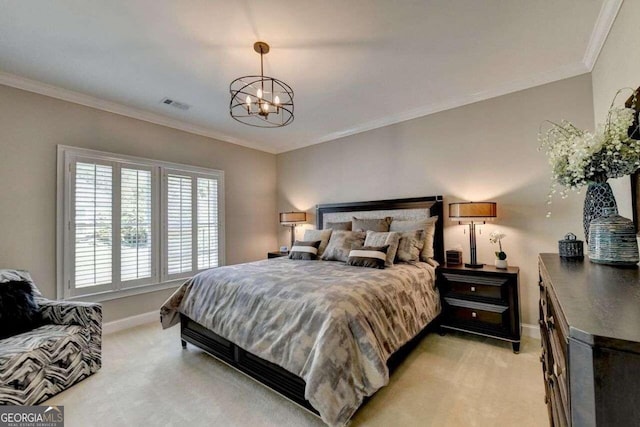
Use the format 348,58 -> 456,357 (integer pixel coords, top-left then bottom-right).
0,324 -> 86,358
0,324 -> 95,405
0,280 -> 42,339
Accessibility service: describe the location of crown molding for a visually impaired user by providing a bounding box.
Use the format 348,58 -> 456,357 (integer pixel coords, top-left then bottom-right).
0,55 -> 596,156
289,61 -> 590,152
583,0 -> 623,71
0,71 -> 277,154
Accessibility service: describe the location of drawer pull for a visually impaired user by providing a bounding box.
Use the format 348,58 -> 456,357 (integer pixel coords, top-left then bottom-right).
547,315 -> 555,329
471,311 -> 477,318
553,364 -> 563,377
538,281 -> 544,290
470,286 -> 476,292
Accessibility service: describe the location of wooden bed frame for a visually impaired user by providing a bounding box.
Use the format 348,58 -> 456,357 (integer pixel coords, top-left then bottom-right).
180,196 -> 444,415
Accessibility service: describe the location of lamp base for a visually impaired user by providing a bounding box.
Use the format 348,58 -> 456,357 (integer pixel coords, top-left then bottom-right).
465,263 -> 484,269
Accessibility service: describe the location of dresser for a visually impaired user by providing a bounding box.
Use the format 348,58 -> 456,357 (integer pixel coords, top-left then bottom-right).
438,264 -> 521,353
538,254 -> 640,426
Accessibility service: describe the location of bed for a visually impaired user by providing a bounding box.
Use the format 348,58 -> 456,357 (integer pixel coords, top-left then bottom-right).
160,196 -> 444,426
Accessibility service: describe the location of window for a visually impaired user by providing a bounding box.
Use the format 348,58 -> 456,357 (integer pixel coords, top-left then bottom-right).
58,146 -> 224,301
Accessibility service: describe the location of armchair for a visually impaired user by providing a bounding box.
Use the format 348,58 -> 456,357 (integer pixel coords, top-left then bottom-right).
0,269 -> 102,405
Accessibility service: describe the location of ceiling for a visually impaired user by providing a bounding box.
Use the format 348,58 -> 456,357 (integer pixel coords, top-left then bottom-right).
0,1 -> 618,154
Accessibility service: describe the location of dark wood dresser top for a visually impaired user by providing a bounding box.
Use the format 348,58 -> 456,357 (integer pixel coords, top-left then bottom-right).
539,253 -> 640,351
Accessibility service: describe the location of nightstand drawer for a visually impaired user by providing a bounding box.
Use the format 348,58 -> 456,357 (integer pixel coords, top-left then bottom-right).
441,272 -> 507,302
444,297 -> 510,334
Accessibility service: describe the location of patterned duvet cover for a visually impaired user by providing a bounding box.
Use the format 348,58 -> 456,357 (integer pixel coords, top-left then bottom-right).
160,258 -> 440,426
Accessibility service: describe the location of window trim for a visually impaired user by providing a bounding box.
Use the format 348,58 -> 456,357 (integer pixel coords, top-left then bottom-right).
56,145 -> 225,302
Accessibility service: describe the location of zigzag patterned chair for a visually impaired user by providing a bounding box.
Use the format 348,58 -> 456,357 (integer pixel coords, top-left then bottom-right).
0,269 -> 102,405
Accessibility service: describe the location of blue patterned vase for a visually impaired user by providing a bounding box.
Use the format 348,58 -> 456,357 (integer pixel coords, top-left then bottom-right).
583,182 -> 617,243
588,207 -> 639,266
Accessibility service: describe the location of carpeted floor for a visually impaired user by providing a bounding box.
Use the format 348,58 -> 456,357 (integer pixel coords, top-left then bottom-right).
45,322 -> 548,426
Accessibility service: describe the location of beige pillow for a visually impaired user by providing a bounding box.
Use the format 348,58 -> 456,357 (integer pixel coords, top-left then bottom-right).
395,230 -> 425,263
352,216 -> 392,232
390,216 -> 438,260
303,228 -> 333,256
326,221 -> 352,231
364,231 -> 400,267
321,231 -> 366,262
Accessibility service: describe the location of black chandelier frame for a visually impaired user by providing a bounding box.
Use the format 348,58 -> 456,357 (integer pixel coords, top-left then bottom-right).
229,42 -> 294,128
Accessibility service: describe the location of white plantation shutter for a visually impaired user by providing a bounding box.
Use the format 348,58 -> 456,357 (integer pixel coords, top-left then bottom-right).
167,174 -> 193,274
197,177 -> 219,269
74,162 -> 113,288
121,168 -> 153,282
60,146 -> 224,300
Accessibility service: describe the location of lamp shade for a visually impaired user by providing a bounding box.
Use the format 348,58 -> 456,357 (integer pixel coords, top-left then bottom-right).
280,211 -> 307,224
449,202 -> 497,221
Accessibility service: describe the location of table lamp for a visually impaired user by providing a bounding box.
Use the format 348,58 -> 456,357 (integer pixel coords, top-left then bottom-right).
280,211 -> 307,248
449,201 -> 497,268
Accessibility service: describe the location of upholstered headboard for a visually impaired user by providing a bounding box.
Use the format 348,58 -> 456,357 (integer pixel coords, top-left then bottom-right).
316,196 -> 444,264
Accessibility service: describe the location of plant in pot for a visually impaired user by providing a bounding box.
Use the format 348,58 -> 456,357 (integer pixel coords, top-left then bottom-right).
489,231 -> 508,269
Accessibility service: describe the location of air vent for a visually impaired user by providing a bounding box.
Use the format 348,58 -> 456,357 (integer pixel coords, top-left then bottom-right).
160,98 -> 191,111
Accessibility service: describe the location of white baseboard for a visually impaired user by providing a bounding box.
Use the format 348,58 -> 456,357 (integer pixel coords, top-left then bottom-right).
522,322 -> 541,339
103,310 -> 158,335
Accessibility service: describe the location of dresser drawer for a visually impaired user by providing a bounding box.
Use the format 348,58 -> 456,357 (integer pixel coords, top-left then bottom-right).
443,297 -> 510,336
441,272 -> 507,302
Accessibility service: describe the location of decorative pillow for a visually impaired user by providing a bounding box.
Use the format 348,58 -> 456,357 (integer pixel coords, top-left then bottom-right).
395,230 -> 425,263
347,245 -> 390,269
390,216 -> 438,260
0,269 -> 42,297
303,229 -> 333,256
326,221 -> 352,231
289,240 -> 322,260
364,231 -> 400,267
0,280 -> 42,339
321,230 -> 366,262
352,217 -> 392,232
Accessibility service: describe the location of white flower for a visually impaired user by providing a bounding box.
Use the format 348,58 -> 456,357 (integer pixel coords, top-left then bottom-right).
539,88 -> 639,209
489,231 -> 506,244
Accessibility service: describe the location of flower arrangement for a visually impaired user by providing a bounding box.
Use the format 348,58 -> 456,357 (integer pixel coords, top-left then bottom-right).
489,231 -> 507,260
539,88 -> 640,214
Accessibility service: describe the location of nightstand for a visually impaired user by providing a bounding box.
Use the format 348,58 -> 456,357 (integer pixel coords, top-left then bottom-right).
438,264 -> 521,353
267,251 -> 289,259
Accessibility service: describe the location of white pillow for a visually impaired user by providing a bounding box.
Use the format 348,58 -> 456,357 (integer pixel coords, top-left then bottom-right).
303,229 -> 333,256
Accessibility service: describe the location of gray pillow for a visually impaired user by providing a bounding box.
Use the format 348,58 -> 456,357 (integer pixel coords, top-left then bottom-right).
346,245 -> 389,269
289,240 -> 322,260
326,221 -> 352,231
390,216 -> 438,260
364,231 -> 400,267
303,229 -> 333,256
321,231 -> 366,262
395,230 -> 425,263
352,216 -> 392,232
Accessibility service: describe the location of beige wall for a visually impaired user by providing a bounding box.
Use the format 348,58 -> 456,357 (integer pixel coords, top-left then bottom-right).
0,84 -> 277,322
277,74 -> 594,326
591,0 -> 640,220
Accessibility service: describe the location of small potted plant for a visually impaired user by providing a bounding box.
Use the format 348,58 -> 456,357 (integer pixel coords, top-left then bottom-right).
489,231 -> 508,269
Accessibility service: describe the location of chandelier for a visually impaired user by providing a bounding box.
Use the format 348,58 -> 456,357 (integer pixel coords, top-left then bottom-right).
229,42 -> 294,128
